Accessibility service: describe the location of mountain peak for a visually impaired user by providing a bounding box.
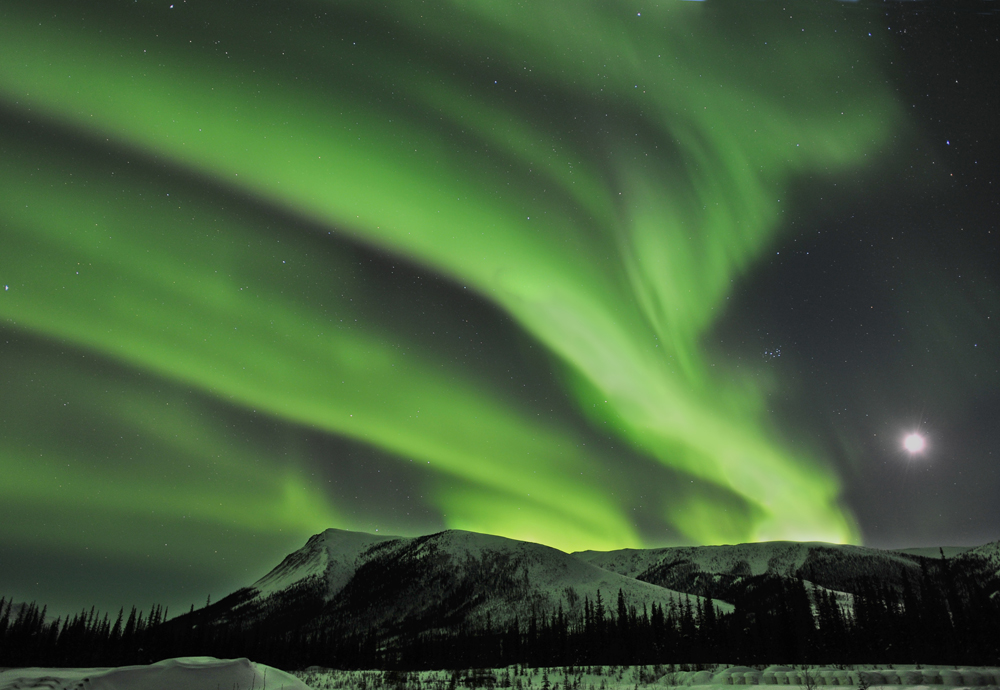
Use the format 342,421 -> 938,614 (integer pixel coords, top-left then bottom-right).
253,528 -> 403,598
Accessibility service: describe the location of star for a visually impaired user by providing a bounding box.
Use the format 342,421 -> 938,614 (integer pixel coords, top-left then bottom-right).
903,433 -> 926,455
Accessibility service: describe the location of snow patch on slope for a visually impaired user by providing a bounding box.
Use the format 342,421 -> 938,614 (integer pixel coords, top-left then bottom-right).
253,528 -> 400,599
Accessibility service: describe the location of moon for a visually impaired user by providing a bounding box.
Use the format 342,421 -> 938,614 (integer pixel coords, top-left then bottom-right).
903,432 -> 926,454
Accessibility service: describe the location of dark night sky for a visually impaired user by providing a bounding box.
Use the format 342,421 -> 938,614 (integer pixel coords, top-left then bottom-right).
729,2 -> 1000,549
0,0 -> 997,617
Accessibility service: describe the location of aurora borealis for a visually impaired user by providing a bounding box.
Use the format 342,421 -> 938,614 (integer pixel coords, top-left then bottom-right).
2,0 -> 998,615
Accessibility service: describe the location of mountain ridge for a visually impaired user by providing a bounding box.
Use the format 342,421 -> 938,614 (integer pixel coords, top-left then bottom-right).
202,527 -> 1000,640
232,528 -> 720,634
36,527 -> 995,669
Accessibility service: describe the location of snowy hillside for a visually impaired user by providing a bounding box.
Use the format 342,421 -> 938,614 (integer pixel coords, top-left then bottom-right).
574,541 -> 923,579
574,542 -> 817,579
954,540 -> 1000,600
959,540 -> 1000,572
369,530 -> 731,622
0,657 -> 310,690
253,529 -> 400,598
572,541 -> 930,598
226,529 -> 727,636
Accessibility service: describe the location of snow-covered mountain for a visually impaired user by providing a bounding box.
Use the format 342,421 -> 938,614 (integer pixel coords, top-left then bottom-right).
572,541 -> 946,600
952,540 -> 1000,600
205,529 -> 723,640
958,540 -> 1000,572
190,527 -> 999,654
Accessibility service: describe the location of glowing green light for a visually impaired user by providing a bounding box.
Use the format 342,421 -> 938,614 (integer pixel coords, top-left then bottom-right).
0,0 -> 899,554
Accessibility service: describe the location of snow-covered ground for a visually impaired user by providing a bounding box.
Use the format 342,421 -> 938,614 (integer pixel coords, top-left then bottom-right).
293,664 -> 1000,690
3,659 -> 999,690
0,656 -> 311,690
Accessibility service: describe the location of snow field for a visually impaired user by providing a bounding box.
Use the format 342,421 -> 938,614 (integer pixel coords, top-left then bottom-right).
292,665 -> 1000,690
3,659 -> 998,690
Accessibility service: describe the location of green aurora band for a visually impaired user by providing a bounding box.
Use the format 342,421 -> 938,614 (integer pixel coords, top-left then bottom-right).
0,0 -> 900,560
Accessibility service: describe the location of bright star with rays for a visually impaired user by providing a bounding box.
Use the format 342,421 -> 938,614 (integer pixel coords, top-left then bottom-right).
903,432 -> 926,454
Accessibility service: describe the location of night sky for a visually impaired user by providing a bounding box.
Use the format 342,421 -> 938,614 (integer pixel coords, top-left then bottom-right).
1,0 -> 997,617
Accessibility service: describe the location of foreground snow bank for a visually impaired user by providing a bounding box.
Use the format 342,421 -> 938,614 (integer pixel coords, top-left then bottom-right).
0,656 -> 313,690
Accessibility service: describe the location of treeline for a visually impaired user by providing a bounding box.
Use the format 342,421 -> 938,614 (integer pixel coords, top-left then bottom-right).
324,561 -> 999,670
0,587 -> 322,670
3,556 -> 998,670
0,597 -> 171,668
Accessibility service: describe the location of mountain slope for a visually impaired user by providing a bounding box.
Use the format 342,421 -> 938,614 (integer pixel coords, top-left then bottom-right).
252,529 -> 399,599
205,529 -> 724,642
572,541 -> 938,600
